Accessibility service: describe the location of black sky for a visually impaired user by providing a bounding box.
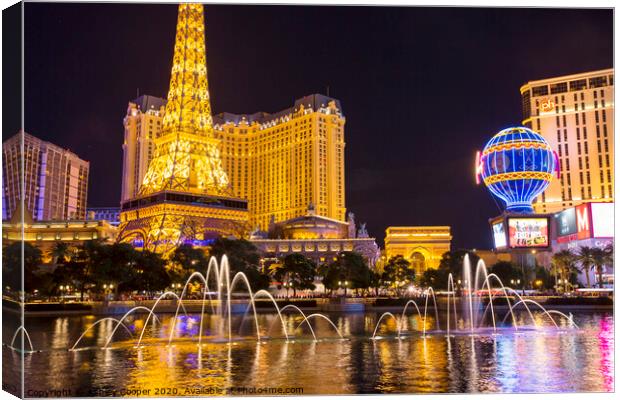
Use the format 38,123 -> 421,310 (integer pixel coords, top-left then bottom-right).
14,3 -> 613,249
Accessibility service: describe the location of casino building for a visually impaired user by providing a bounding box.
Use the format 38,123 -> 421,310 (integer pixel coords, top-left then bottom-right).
120,94 -> 346,231
520,69 -> 614,214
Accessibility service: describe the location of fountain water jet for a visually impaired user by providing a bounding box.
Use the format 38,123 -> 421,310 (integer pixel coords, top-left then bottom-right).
9,326 -> 35,353
70,318 -> 133,351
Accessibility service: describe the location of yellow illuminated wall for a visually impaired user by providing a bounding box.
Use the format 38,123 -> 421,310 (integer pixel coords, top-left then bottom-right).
213,95 -> 346,230
384,226 -> 452,273
520,69 -> 614,213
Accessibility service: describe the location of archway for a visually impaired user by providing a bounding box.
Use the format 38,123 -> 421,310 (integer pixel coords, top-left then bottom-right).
410,251 -> 426,276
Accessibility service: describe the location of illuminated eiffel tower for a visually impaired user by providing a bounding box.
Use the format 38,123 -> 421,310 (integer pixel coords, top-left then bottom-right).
118,3 -> 248,254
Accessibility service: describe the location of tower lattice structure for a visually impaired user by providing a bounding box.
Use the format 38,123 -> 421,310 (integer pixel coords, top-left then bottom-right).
117,3 -> 248,255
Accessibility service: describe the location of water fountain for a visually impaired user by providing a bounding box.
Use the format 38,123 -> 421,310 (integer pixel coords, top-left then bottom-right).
7,254 -> 578,354
370,255 -> 578,339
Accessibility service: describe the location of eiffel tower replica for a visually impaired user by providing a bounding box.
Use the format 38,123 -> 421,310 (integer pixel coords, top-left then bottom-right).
118,3 -> 248,255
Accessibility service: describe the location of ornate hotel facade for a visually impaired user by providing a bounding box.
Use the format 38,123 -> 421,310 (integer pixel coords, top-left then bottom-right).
520,69 -> 614,213
121,93 -> 346,230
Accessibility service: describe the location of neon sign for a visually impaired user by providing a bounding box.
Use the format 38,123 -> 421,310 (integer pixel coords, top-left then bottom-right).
540,98 -> 555,113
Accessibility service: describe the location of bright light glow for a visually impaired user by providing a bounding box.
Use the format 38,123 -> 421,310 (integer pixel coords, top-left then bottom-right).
591,202 -> 614,238
492,221 -> 507,248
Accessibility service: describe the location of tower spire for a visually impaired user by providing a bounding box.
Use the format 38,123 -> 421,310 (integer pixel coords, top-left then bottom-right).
162,3 -> 213,137
138,3 -> 229,196
118,3 -> 248,255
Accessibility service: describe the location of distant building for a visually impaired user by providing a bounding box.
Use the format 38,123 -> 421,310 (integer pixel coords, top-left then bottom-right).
86,207 -> 121,226
384,226 -> 452,274
121,93 -> 347,230
2,205 -> 117,263
520,69 -> 614,213
250,207 -> 380,267
120,95 -> 166,202
2,131 -> 89,221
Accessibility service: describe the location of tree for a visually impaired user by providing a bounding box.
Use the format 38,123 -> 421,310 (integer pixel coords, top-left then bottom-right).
533,266 -> 555,290
381,255 -> 415,296
270,253 -> 316,297
575,246 -> 595,287
51,241 -> 72,265
551,250 -> 578,292
590,247 -> 608,288
490,261 -> 521,286
208,238 -> 271,291
321,252 -> 372,295
368,270 -> 382,297
437,250 -> 481,278
170,244 -> 208,281
3,242 -> 43,296
123,250 -> 170,295
417,268 -> 447,289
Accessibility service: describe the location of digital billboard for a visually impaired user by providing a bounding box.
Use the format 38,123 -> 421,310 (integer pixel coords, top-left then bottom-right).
492,221 -> 507,248
508,217 -> 549,248
555,207 -> 577,238
591,202 -> 614,238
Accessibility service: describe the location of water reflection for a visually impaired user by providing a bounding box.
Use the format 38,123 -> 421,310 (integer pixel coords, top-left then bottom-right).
2,311 -> 613,395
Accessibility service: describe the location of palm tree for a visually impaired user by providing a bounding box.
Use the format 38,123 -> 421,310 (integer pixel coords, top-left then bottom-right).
551,250 -> 577,292
575,246 -> 595,288
51,241 -> 71,266
590,247 -> 607,288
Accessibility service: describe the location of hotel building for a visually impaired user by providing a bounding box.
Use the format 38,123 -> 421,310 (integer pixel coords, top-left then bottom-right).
520,69 -> 614,213
2,131 -> 89,221
120,95 -> 165,202
121,93 -> 346,229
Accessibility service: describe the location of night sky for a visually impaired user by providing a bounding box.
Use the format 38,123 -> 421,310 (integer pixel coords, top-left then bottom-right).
13,3 -> 613,249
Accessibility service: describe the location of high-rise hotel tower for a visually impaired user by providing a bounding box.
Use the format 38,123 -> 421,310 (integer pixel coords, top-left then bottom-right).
122,94 -> 346,230
2,132 -> 89,221
520,69 -> 614,213
213,94 -> 346,229
121,95 -> 165,202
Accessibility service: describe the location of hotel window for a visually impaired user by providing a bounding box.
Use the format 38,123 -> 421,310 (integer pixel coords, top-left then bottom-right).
532,85 -> 549,97
589,76 -> 607,88
563,130 -> 567,141
576,128 -> 580,140
569,79 -> 587,91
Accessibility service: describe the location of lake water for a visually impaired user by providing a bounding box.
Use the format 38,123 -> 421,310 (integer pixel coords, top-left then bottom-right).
2,309 -> 614,396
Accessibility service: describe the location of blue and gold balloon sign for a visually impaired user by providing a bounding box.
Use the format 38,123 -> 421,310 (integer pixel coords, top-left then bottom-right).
475,126 -> 559,213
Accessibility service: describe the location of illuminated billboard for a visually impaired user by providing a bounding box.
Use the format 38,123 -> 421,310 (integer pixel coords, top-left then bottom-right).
508,217 -> 549,248
591,202 -> 614,238
575,203 -> 591,240
492,221 -> 507,248
555,207 -> 577,238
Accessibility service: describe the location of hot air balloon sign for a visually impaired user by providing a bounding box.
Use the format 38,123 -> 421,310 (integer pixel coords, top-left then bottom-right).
475,126 -> 559,214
